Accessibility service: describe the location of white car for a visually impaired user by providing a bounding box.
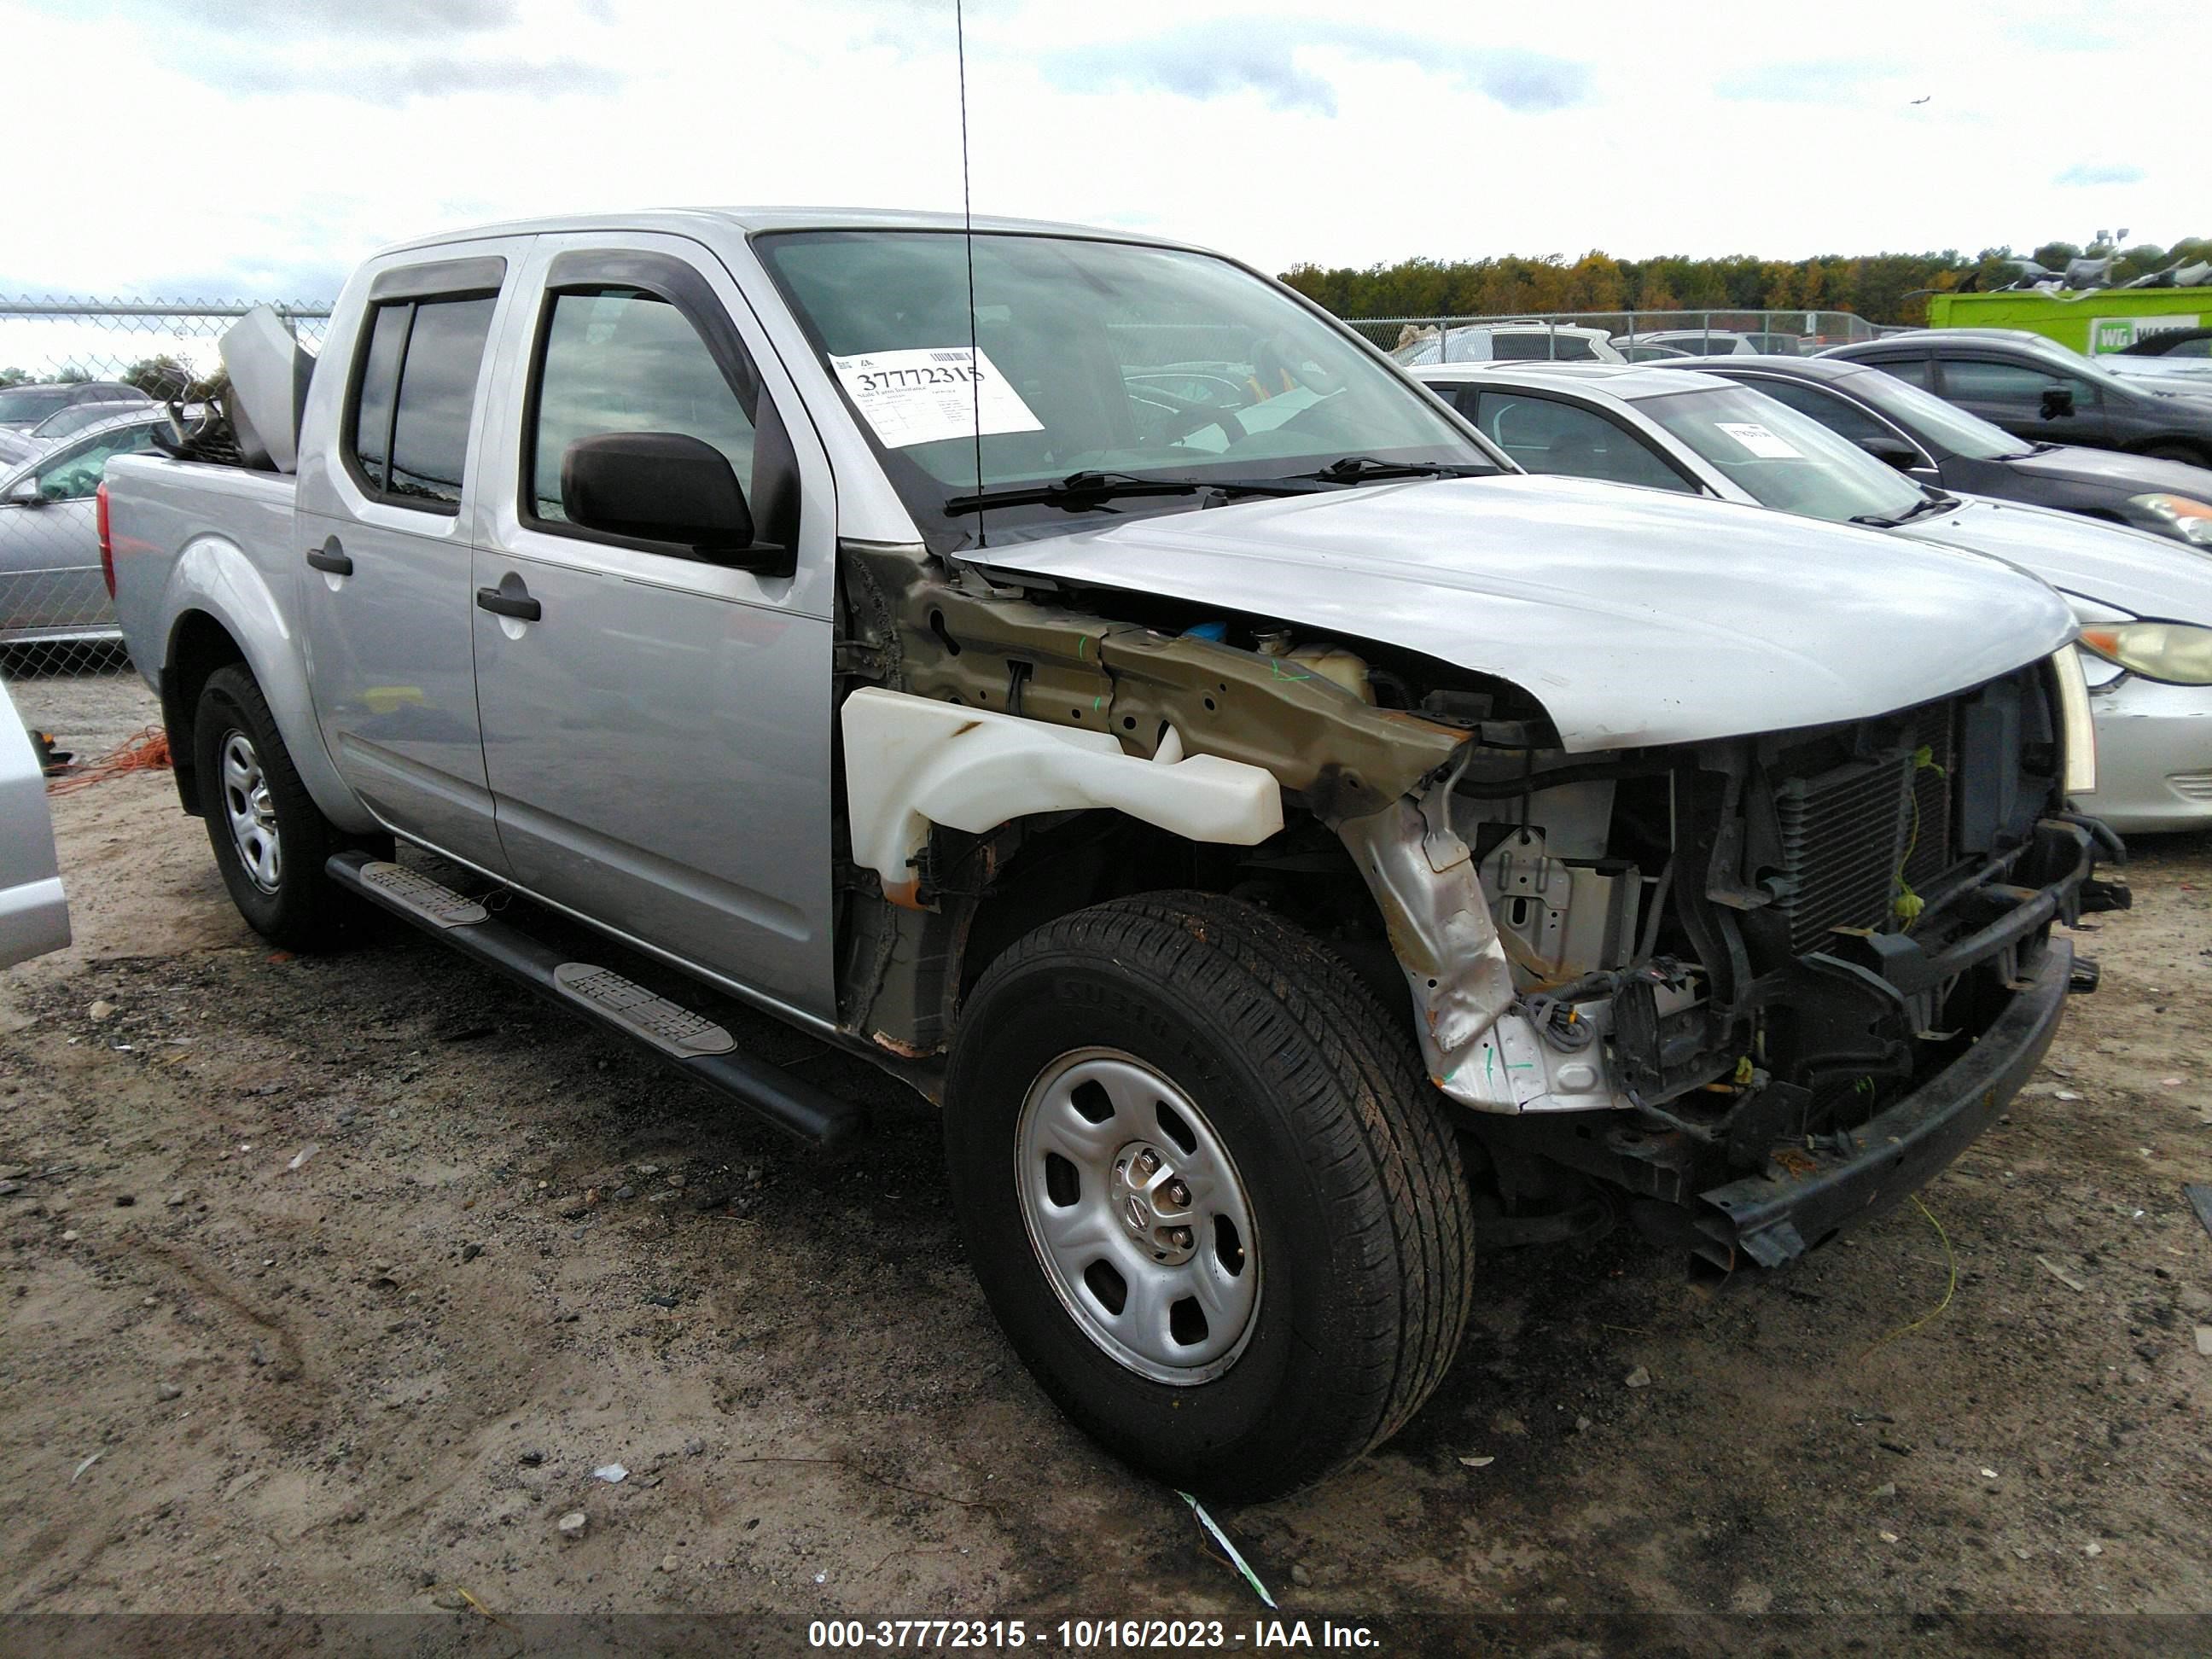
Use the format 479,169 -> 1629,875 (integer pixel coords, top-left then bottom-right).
2093,353 -> 2212,390
1390,322 -> 1623,365
1610,328 -> 1756,357
1417,359 -> 2212,831
1,682 -> 70,966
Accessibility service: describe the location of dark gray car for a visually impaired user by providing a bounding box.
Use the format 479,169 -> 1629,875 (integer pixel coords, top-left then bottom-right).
1823,329 -> 2212,469
1671,354 -> 2212,549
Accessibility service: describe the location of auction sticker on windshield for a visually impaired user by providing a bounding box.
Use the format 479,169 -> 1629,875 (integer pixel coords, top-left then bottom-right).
829,346 -> 1044,449
1714,421 -> 1804,460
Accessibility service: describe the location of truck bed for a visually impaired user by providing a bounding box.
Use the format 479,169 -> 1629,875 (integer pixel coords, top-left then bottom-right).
106,453 -> 297,691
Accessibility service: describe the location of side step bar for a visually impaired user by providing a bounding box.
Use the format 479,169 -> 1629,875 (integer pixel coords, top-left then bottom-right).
328,851 -> 866,1149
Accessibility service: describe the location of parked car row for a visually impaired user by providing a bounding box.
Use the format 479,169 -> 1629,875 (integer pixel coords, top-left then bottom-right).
1412,358 -> 2212,830
1392,323 -> 1810,369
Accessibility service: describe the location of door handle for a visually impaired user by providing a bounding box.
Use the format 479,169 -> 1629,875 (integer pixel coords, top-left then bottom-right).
476,583 -> 542,622
306,537 -> 352,576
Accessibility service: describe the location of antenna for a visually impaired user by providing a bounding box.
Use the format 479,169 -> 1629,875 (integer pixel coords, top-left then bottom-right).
956,0 -> 984,549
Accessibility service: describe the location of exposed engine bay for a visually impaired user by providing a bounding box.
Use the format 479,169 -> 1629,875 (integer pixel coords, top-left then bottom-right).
832,539 -> 2119,1266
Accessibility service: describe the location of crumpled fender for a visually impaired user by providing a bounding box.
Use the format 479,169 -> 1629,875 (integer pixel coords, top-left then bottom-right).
1337,786 -> 1518,1099
841,686 -> 1284,905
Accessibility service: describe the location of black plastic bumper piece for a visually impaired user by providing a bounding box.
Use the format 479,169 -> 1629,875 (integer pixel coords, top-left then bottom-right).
327,850 -> 866,1150
1699,936 -> 2072,1269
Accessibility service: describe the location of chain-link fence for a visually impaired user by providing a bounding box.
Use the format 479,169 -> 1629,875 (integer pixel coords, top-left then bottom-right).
1342,307 -> 1889,364
0,297 -> 329,683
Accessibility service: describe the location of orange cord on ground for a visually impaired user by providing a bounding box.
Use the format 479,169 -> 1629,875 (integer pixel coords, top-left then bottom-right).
45,725 -> 172,795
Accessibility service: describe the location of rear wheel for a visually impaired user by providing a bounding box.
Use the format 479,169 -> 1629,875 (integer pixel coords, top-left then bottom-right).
944,892 -> 1475,1499
194,663 -> 358,951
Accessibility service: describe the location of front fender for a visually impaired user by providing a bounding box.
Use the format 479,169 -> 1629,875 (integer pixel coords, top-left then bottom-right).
162,535 -> 376,835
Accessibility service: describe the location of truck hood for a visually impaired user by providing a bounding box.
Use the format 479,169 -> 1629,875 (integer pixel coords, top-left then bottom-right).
971,474 -> 2075,752
1900,494 -> 2212,626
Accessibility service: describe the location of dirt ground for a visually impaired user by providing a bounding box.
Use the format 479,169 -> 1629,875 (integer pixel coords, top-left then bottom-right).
3,674 -> 2209,1644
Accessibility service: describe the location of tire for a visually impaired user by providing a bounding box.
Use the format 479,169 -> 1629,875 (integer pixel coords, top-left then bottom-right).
943,891 -> 1475,1499
194,663 -> 357,951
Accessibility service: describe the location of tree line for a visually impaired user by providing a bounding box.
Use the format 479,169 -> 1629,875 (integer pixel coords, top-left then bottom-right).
1281,238 -> 2212,323
0,354 -> 218,396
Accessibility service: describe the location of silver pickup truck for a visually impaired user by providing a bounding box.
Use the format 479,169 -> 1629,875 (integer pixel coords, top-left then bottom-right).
106,209 -> 2121,1498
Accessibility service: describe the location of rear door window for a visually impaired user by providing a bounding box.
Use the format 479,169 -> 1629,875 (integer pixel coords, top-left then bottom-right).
1864,354 -> 1933,389
346,294 -> 498,510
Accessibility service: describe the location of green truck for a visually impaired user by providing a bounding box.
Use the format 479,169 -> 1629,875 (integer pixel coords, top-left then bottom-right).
1926,288 -> 2207,355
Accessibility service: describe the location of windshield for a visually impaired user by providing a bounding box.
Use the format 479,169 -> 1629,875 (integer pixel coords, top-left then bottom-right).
0,387 -> 72,426
1630,382 -> 1930,523
1844,369 -> 2033,460
756,230 -> 1493,543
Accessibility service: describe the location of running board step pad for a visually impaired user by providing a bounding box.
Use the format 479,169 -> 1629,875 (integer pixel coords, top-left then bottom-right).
357,860 -> 488,928
553,963 -> 736,1058
325,850 -> 864,1148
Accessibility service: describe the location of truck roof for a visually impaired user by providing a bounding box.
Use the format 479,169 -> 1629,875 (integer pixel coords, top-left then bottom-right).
374,207 -> 1211,261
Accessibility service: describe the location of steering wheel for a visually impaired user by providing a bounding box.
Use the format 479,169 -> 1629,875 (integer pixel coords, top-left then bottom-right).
1137,388 -> 1250,448
1253,333 -> 1345,399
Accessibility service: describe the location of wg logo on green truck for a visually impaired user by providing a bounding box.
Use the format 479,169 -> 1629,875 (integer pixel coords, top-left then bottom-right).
2092,316 -> 2201,354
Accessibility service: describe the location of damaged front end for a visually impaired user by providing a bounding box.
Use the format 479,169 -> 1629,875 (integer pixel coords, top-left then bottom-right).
830,538 -> 2117,1274
1352,649 -> 2126,1271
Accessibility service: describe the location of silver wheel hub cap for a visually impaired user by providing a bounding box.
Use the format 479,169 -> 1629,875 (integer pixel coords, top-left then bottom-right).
1016,1049 -> 1260,1386
219,731 -> 282,894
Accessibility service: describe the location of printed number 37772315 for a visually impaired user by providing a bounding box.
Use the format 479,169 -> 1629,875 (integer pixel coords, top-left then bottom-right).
827,346 -> 1045,449
852,362 -> 983,394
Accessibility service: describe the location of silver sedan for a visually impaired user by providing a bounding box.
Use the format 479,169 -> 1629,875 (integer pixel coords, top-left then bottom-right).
0,410 -> 166,645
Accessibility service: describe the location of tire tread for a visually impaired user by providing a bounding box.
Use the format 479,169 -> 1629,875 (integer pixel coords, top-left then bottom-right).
958,890 -> 1475,1493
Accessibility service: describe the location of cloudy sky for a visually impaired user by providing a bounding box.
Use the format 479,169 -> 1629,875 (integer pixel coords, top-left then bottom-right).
4,0 -> 2202,301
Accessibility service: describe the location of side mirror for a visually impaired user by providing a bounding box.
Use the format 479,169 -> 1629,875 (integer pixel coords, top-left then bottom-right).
2040,386 -> 2076,420
4,477 -> 43,506
1854,435 -> 1920,471
560,432 -> 787,573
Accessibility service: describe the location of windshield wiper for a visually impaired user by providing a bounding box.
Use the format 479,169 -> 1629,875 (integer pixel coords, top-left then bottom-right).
944,469 -> 1320,515
1294,456 -> 1494,486
1849,493 -> 1958,530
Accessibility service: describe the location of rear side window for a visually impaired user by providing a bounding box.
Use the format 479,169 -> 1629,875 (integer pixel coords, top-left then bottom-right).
1419,380 -> 1474,415
1749,377 -> 1891,443
346,294 -> 497,510
524,288 -> 758,527
32,422 -> 157,500
1866,354 -> 1931,389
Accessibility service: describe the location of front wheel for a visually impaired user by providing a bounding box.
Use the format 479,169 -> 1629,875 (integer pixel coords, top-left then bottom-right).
944,893 -> 1475,1499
